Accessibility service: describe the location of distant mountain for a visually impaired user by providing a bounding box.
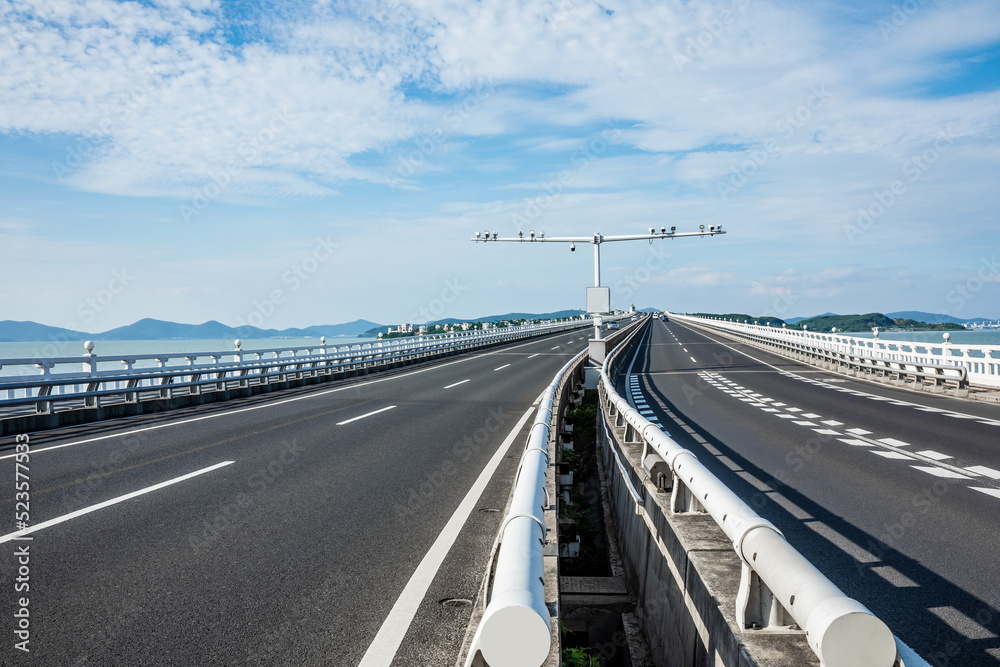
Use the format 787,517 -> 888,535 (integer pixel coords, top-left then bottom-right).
425,310 -> 586,326
98,319 -> 236,340
478,309 -> 585,323
785,312 -> 838,324
793,313 -> 965,333
691,313 -> 787,327
274,320 -> 381,338
884,311 -> 993,325
0,318 -> 384,342
0,320 -> 90,343
785,311 -> 994,326
362,310 -> 589,337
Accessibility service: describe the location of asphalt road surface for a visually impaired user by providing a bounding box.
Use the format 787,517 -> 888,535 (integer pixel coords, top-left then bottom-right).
0,325 -> 596,666
625,318 -> 1000,666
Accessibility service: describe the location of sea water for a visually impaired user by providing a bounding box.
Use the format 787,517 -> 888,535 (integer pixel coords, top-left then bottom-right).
0,337 -> 371,378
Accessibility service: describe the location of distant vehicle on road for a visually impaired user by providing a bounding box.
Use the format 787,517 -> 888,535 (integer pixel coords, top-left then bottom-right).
662,315 -> 669,322
607,321 -> 619,330
630,315 -> 638,321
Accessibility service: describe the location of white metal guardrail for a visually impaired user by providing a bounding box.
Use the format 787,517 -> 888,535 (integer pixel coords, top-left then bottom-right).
465,349 -> 587,667
0,320 -> 589,416
599,320 -> 900,667
671,313 -> 1000,390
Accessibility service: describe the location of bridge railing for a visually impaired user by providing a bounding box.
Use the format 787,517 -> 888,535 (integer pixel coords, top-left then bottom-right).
465,348 -> 587,667
598,319 -> 900,667
0,319 -> 590,416
671,313 -> 1000,391
463,316 -> 646,667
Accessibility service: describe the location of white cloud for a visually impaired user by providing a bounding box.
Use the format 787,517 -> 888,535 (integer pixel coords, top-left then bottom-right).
1,0 -> 999,325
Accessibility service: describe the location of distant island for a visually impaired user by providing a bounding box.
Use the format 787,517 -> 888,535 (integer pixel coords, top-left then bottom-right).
0,317 -> 383,343
359,309 -> 587,338
691,312 -> 967,333
0,309 -> 590,343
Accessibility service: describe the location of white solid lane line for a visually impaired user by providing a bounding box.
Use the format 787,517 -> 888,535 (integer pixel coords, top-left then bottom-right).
336,405 -> 397,425
493,364 -> 511,371
0,461 -> 234,544
443,379 -> 471,389
357,406 -> 536,667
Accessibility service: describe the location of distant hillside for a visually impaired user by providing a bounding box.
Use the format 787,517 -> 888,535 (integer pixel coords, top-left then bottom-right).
476,309 -> 585,323
792,313 -> 965,333
691,313 -> 787,327
885,311 -> 994,325
786,311 -> 993,326
686,311 -> 966,333
785,312 -> 837,324
0,320 -> 90,343
361,310 -> 588,338
0,318 -> 383,342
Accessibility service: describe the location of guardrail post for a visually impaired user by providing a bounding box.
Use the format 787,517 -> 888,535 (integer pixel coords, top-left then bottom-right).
34,362 -> 55,414
78,341 -> 100,408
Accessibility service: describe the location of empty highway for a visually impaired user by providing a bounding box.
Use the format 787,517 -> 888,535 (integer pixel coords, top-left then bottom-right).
623,318 -> 1000,666
0,326 -> 594,665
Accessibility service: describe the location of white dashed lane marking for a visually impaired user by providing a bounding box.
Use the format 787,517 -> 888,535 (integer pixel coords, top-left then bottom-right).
693,369 -> 1000,501
966,466 -> 1000,479
912,466 -> 972,480
916,450 -> 951,461
873,451 -> 914,460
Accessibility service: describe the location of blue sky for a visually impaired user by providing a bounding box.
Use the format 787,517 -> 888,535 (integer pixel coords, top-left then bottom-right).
1,0 -> 999,331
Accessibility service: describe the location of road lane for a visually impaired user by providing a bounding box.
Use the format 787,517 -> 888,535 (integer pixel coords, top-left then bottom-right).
627,318 -> 1000,665
0,326 -> 594,665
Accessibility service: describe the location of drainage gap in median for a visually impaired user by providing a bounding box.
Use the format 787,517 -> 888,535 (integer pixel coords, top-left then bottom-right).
559,390 -> 635,667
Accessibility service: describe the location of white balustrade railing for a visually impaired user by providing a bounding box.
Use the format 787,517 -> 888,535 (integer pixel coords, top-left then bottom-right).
463,317 -> 641,667
465,349 -> 586,667
0,320 -> 590,415
671,313 -> 1000,389
598,320 -> 900,667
